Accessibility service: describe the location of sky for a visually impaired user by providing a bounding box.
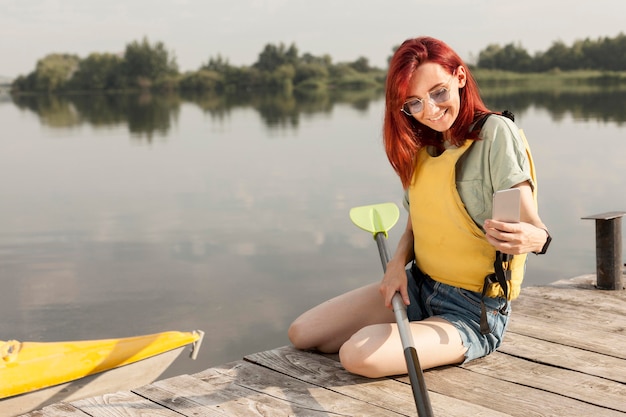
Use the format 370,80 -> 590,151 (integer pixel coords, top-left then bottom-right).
1,0 -> 625,80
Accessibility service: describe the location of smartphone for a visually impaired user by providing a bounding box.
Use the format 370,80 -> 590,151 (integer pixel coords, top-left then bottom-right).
492,188 -> 520,223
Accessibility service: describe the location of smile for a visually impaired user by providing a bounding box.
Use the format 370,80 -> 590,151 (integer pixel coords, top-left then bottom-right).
429,110 -> 447,121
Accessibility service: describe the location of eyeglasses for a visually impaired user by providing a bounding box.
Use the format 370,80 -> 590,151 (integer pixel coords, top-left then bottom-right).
401,72 -> 456,116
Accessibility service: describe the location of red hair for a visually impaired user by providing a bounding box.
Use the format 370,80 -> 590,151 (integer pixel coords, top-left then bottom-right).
384,37 -> 490,188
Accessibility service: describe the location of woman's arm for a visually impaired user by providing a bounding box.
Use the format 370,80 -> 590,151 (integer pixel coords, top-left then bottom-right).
484,181 -> 549,255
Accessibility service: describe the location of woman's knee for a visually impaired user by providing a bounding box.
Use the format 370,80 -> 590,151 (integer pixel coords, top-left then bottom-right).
338,328 -> 390,378
287,318 -> 310,350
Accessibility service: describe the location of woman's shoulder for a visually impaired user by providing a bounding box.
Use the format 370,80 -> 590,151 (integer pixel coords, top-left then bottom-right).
478,114 -> 523,146
481,113 -> 519,134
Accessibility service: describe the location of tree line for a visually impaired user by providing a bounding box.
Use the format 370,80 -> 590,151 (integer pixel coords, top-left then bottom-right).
477,32 -> 626,72
11,38 -> 385,94
11,33 -> 626,94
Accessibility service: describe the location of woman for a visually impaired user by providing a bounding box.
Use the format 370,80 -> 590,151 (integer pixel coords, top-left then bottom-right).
288,37 -> 550,378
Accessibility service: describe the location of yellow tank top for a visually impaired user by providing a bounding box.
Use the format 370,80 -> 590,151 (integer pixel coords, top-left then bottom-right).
408,137 -> 533,300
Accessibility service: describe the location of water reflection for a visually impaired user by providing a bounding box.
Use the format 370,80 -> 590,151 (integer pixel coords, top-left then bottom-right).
11,89 -> 385,134
14,84 -> 624,136
11,93 -> 181,141
482,87 -> 626,124
182,88 -> 381,129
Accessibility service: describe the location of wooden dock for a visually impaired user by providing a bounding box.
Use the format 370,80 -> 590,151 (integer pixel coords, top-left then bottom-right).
17,275 -> 626,416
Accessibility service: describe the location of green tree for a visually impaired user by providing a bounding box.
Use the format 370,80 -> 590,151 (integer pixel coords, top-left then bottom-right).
595,33 -> 626,71
123,37 -> 178,88
349,56 -> 371,73
477,44 -> 501,69
535,40 -> 574,71
294,61 -> 329,86
477,43 -> 532,72
260,63 -> 296,94
31,53 -> 80,91
233,66 -> 264,92
70,52 -> 125,90
202,54 -> 232,72
501,43 -> 532,72
179,69 -> 223,92
254,43 -> 298,72
300,52 -> 332,67
11,74 -> 36,92
328,63 -> 359,80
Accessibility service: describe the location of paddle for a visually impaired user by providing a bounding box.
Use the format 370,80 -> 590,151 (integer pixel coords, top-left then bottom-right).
350,202 -> 434,417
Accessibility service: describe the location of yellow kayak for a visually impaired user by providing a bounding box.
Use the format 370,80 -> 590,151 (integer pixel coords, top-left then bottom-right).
0,330 -> 204,415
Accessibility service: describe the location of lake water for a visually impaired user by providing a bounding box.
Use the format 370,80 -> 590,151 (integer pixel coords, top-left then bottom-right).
0,87 -> 624,379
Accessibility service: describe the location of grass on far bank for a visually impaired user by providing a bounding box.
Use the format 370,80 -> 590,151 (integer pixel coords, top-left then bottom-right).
473,68 -> 626,89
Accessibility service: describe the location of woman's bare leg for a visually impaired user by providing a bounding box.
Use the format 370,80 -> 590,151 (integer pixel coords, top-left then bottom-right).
339,317 -> 467,378
288,282 -> 396,353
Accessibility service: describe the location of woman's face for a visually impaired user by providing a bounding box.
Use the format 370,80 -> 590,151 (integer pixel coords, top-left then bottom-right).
404,62 -> 466,134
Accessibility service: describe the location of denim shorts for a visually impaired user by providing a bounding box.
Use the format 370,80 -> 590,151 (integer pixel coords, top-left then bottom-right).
405,263 -> 510,363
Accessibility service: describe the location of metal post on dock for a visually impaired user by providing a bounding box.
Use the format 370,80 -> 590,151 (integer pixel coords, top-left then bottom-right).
582,211 -> 625,290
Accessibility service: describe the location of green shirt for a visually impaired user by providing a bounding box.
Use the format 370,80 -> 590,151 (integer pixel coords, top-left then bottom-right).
404,115 -> 533,229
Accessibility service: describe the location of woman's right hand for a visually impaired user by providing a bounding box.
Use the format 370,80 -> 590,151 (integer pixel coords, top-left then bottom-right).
379,259 -> 410,309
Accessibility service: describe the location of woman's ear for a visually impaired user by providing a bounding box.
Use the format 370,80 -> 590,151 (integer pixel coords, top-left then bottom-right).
457,65 -> 467,88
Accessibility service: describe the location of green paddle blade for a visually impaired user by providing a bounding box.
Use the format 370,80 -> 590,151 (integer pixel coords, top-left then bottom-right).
349,202 -> 400,238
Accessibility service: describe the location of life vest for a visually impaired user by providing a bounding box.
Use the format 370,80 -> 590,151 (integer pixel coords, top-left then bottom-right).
408,111 -> 537,334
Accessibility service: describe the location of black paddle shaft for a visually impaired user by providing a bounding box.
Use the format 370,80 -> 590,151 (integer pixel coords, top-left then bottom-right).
375,232 -> 391,272
374,232 -> 434,417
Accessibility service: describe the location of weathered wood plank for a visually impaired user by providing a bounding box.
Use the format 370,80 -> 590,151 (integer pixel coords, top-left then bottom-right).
550,274 -> 626,294
17,403 -> 90,417
245,346 -> 514,417
461,351 -> 626,413
424,365 -> 625,417
133,378 -> 230,417
499,332 -> 626,384
137,361 -> 406,416
510,295 -> 625,346
70,391 -> 180,417
527,275 -> 626,304
243,348 -> 420,416
515,287 -> 626,318
507,312 -> 625,359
